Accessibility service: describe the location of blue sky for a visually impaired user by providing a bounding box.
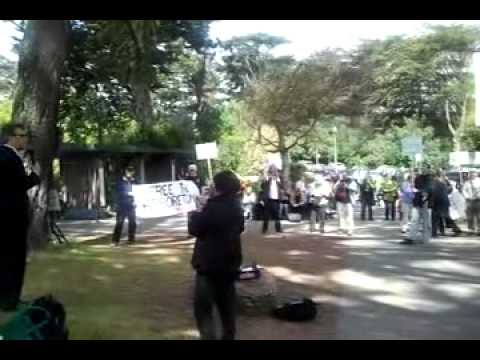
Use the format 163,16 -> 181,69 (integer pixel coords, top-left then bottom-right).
2,20 -> 480,62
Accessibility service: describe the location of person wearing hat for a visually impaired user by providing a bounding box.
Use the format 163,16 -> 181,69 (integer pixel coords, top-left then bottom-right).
112,165 -> 137,246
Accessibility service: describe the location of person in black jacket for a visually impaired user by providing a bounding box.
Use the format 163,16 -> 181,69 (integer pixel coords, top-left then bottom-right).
112,165 -> 137,246
259,165 -> 285,234
0,123 -> 40,311
188,170 -> 244,340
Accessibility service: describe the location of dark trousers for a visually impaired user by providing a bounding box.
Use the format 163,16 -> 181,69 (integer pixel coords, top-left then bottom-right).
262,199 -> 282,233
432,209 -> 461,236
432,209 -> 446,236
0,224 -> 28,311
384,201 -> 396,220
112,208 -> 136,244
194,274 -> 236,340
310,205 -> 326,232
361,201 -> 373,221
48,212 -> 67,244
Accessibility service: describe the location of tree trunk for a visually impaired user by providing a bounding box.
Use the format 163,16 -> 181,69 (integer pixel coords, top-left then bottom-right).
130,69 -> 154,135
280,149 -> 290,192
11,20 -> 71,249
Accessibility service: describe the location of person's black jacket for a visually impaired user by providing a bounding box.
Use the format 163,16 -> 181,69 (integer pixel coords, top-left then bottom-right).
359,180 -> 375,205
189,193 -> 244,278
413,174 -> 433,208
259,177 -> 284,202
116,176 -> 136,212
431,179 -> 450,212
0,145 -> 40,221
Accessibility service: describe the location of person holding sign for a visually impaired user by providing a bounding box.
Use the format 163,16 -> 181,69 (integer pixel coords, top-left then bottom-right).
112,165 -> 137,246
188,170 -> 244,340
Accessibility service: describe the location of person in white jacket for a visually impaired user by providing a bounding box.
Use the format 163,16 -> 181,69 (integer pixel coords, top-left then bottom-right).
449,180 -> 466,223
307,176 -> 332,233
462,172 -> 480,233
334,175 -> 355,236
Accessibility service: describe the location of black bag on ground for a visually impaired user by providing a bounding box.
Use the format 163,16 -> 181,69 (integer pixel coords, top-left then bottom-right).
30,295 -> 69,340
272,298 -> 317,322
237,263 -> 262,281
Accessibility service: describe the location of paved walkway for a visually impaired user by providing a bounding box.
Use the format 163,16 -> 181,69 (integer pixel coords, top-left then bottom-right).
331,215 -> 480,339
58,208 -> 480,340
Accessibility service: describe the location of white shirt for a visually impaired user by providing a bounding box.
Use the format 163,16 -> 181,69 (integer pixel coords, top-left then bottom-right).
309,181 -> 331,206
463,178 -> 480,200
269,177 -> 279,200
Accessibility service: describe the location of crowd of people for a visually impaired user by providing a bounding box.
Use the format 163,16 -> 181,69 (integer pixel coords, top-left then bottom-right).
240,164 -> 480,244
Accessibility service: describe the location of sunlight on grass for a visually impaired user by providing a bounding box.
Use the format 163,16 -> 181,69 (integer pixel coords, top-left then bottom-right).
22,239 -> 195,340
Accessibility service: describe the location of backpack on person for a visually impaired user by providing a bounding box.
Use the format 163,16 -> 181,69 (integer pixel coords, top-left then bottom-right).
335,184 -> 349,203
272,298 -> 317,322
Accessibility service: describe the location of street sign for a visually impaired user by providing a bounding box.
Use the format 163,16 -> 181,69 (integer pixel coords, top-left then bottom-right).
449,151 -> 480,167
401,136 -> 423,157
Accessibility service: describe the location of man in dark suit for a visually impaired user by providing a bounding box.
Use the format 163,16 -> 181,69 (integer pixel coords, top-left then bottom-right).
260,165 -> 285,234
0,123 -> 40,311
112,165 -> 137,246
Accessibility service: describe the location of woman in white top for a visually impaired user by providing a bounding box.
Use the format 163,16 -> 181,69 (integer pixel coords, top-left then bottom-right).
48,185 -> 67,244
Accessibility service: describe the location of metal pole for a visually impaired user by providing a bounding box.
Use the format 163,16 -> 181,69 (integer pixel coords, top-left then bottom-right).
334,132 -> 338,166
207,158 -> 213,183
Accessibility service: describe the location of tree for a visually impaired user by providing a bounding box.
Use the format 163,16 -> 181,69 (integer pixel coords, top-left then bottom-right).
367,25 -> 480,142
219,33 -> 291,95
0,55 -> 17,99
243,51 -> 350,187
89,20 -> 213,134
11,20 -> 71,249
215,101 -> 264,175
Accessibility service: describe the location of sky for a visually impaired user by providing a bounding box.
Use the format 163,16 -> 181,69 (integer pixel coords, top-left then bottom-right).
209,20 -> 480,59
1,20 -> 480,62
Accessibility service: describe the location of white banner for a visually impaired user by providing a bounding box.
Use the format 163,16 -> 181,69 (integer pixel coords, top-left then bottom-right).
132,180 -> 200,219
474,52 -> 480,127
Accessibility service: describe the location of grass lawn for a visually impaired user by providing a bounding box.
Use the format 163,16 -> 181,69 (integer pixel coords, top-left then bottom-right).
22,236 -> 199,340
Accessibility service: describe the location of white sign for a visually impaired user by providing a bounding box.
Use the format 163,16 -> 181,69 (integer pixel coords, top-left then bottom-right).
401,136 -> 423,157
449,151 -> 480,167
131,180 -> 200,219
195,142 -> 218,160
474,52 -> 480,127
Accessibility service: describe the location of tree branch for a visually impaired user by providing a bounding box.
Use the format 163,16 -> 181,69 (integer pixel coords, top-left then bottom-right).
445,99 -> 456,137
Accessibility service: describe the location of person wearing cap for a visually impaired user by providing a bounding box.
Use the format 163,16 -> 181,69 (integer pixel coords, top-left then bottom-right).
189,170 -> 244,340
112,165 -> 137,246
